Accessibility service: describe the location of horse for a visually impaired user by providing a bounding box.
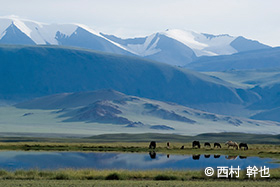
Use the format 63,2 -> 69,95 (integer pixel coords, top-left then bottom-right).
225,141 -> 238,150
214,142 -> 222,148
192,141 -> 200,148
204,142 -> 211,148
149,141 -> 156,149
167,142 -> 170,148
239,143 -> 248,150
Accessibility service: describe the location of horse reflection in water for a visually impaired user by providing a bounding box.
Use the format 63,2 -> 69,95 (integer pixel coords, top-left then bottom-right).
192,154 -> 201,160
225,155 -> 238,160
149,151 -> 156,159
204,154 -> 210,158
239,156 -> 247,159
214,155 -> 220,158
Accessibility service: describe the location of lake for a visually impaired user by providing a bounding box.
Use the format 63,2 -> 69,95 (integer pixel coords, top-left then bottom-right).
0,151 -> 279,171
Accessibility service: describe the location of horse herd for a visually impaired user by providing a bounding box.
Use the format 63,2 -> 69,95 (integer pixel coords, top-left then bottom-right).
149,140 -> 248,150
192,140 -> 248,150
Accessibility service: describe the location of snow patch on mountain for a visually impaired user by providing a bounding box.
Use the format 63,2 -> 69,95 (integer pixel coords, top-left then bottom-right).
163,29 -> 237,56
125,33 -> 161,56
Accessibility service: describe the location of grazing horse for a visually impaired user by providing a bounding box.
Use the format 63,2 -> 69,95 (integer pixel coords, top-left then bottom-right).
192,141 -> 200,148
149,141 -> 156,149
239,143 -> 248,150
225,141 -> 238,150
204,142 -> 211,148
214,142 -> 222,148
166,142 -> 170,149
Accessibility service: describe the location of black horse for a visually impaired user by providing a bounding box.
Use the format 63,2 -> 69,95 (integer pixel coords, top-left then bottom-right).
192,141 -> 200,148
239,143 -> 248,150
214,142 -> 222,148
149,141 -> 156,149
192,154 -> 201,160
204,142 -> 211,148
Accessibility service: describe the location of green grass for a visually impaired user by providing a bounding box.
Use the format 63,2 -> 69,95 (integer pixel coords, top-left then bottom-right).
1,132 -> 279,144
0,168 -> 280,181
86,132 -> 280,144
1,180 -> 280,187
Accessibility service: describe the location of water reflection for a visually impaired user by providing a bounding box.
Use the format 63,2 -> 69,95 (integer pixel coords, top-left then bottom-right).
192,154 -> 200,160
149,151 -> 156,159
225,155 -> 238,160
0,151 -> 277,171
214,155 -> 220,159
204,155 -> 210,158
239,156 -> 247,159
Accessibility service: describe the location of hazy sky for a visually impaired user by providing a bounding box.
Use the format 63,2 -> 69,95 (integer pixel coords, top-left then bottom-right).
1,0 -> 280,46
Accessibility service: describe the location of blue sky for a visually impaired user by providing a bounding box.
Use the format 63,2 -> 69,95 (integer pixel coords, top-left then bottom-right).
1,0 -> 280,46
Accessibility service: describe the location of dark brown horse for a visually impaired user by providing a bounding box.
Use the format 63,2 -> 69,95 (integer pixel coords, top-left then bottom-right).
239,143 -> 248,150
192,141 -> 200,148
214,142 -> 221,148
204,142 -> 211,148
149,141 -> 156,149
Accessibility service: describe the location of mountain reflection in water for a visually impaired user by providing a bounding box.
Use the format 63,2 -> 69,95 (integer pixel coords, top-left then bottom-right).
0,151 -> 277,171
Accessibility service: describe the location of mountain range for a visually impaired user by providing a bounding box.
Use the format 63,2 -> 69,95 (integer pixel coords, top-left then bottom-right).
0,16 -> 271,66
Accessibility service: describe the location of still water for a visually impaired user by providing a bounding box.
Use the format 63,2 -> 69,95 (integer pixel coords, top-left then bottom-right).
0,151 -> 278,170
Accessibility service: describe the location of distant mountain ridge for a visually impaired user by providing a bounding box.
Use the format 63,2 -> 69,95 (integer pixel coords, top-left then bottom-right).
0,16 -> 271,66
185,47 -> 280,71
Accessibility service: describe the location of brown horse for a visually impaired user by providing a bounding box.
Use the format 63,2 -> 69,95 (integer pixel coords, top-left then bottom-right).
225,141 -> 238,150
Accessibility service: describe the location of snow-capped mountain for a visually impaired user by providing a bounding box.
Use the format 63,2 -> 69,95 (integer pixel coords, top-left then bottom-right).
0,16 -> 271,66
0,16 -> 132,55
103,29 -> 271,66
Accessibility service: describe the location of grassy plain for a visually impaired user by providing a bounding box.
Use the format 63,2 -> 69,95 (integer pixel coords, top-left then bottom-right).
1,180 -> 280,187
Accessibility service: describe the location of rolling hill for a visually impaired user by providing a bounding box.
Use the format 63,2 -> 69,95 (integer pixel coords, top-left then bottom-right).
8,89 -> 279,136
185,47 -> 280,71
0,45 -> 259,110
